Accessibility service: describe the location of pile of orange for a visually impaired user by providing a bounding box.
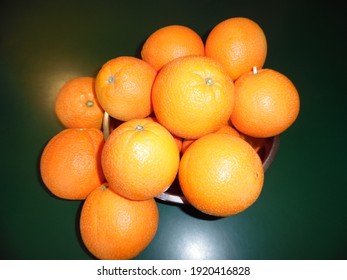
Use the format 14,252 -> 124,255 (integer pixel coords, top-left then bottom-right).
40,17 -> 300,260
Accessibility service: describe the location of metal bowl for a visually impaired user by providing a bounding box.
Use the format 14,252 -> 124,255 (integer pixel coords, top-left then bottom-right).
102,112 -> 280,204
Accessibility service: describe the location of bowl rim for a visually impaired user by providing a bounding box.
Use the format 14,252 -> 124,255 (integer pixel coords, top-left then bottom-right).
102,112 -> 280,205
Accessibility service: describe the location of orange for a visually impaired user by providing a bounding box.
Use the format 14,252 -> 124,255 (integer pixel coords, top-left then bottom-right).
215,123 -> 240,137
239,133 -> 268,153
152,55 -> 235,139
231,68 -> 300,138
181,138 -> 195,155
205,17 -> 267,81
145,116 -> 183,153
181,123 -> 240,154
179,133 -> 264,217
95,56 -> 157,121
40,128 -> 105,200
174,136 -> 183,154
102,118 -> 180,200
55,77 -> 104,129
141,25 -> 205,71
80,184 -> 159,260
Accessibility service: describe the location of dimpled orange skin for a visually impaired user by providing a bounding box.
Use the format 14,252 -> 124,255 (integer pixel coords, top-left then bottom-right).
205,17 -> 267,81
231,68 -> 300,138
179,133 -> 264,217
80,184 -> 159,260
141,25 -> 205,71
102,118 -> 180,201
152,55 -> 235,139
94,56 -> 157,121
40,128 -> 105,200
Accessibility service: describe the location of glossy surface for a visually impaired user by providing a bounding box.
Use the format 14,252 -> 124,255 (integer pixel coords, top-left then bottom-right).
1,0 -> 346,260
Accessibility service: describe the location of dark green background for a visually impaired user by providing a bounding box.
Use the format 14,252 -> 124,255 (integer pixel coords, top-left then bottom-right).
1,0 -> 346,260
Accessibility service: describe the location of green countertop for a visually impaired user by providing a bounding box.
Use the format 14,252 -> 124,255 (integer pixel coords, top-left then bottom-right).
1,0 -> 346,260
